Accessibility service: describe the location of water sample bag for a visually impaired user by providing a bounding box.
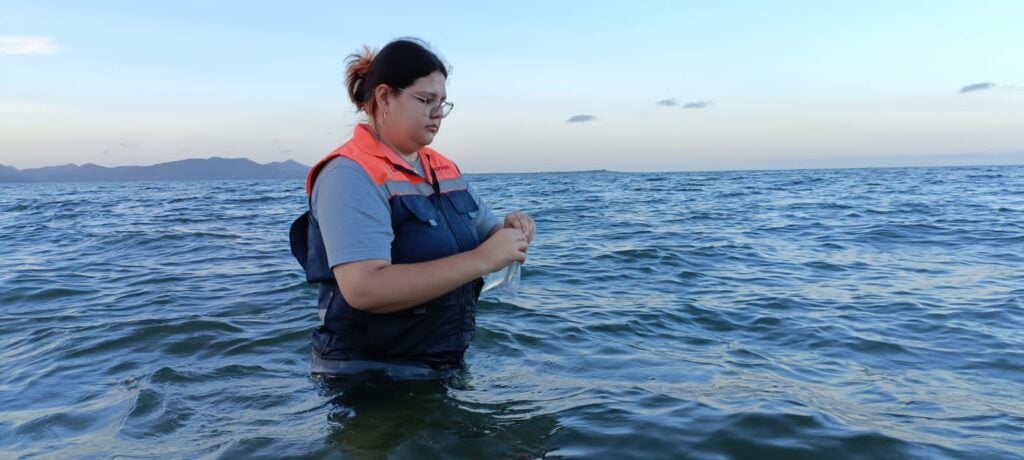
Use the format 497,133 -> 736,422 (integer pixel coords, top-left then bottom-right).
481,261 -> 521,300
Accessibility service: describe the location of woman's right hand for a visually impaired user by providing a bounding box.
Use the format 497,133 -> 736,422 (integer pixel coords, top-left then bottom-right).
475,228 -> 528,273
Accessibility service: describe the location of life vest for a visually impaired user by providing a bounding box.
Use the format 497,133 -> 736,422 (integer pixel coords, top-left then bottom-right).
289,124 -> 483,370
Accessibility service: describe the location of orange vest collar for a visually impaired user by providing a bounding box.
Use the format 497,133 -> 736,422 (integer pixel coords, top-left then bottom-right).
305,124 -> 444,196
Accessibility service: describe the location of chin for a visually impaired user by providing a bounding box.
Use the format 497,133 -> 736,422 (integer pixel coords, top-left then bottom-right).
418,132 -> 436,145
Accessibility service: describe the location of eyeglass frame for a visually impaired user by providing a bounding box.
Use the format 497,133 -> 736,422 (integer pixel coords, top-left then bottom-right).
395,87 -> 454,118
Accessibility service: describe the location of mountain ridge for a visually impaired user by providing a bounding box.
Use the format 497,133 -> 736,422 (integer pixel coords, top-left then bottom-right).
0,157 -> 310,183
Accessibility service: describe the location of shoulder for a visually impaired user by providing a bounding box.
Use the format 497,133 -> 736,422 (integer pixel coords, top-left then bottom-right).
313,140 -> 394,187
311,157 -> 388,214
318,155 -> 363,177
315,156 -> 372,190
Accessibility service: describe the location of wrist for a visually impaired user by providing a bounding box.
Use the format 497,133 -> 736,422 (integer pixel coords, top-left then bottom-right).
468,245 -> 495,275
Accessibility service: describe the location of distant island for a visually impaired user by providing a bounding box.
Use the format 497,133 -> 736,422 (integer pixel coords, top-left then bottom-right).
0,157 -> 309,183
4,152 -> 1022,183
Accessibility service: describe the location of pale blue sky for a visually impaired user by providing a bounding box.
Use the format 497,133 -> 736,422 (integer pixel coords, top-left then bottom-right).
2,1 -> 1022,172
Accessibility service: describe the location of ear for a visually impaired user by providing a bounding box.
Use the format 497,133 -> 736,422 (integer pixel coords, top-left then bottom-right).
373,84 -> 392,114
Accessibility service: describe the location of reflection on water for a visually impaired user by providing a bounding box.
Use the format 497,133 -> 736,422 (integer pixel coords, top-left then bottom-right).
317,374 -> 559,458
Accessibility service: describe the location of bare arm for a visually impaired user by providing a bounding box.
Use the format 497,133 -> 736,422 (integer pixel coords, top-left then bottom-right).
335,228 -> 528,314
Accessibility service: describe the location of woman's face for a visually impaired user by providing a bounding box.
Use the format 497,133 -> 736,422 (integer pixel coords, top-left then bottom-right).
381,71 -> 448,152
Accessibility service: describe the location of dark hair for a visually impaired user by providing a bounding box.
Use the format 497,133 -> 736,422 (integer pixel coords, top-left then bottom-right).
345,38 -> 449,117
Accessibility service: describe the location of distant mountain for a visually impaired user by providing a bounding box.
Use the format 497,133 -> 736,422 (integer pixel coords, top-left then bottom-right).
0,164 -> 24,182
0,157 -> 311,183
265,159 -> 310,177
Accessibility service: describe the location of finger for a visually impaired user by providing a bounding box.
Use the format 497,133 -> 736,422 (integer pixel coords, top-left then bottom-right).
507,214 -> 532,242
516,215 -> 529,235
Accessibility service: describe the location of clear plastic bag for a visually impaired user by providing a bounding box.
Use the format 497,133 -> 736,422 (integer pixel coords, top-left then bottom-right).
481,261 -> 521,300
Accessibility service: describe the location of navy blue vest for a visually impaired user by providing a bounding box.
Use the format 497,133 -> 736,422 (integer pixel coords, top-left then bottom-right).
290,146 -> 484,370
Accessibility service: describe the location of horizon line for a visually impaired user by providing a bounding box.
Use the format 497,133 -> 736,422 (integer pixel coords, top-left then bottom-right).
2,152 -> 1023,175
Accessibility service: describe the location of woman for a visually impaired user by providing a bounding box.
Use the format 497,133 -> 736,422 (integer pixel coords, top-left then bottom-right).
290,38 -> 535,379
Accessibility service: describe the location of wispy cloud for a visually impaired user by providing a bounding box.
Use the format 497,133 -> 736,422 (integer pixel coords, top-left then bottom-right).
657,98 -> 713,109
683,101 -> 712,109
566,114 -> 596,123
960,82 -> 996,93
0,36 -> 60,55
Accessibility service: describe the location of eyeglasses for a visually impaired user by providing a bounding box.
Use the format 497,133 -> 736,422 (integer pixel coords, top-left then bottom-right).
396,87 -> 454,118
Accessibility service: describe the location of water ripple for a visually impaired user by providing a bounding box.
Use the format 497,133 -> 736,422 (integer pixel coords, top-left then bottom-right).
1,166 -> 1023,458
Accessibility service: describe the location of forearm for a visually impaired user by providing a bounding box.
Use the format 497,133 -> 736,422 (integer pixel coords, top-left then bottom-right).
344,250 -> 489,314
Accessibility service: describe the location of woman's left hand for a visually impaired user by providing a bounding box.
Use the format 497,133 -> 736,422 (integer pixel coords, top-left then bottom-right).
503,211 -> 536,244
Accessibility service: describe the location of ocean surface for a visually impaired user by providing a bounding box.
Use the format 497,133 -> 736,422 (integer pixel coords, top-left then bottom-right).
1,165 -> 1022,459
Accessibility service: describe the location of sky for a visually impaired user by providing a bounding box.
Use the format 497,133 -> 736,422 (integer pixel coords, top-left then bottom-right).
1,0 -> 1022,172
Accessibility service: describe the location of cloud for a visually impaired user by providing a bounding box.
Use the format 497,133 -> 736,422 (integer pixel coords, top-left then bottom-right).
657,98 -> 712,109
960,82 -> 996,93
566,114 -> 596,123
0,36 -> 60,55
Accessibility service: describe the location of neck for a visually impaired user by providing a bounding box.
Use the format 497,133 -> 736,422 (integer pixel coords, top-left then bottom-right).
371,124 -> 419,162
396,149 -> 419,163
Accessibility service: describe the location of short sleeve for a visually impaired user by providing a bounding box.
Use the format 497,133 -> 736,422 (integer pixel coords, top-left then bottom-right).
466,181 -> 502,240
311,157 -> 394,267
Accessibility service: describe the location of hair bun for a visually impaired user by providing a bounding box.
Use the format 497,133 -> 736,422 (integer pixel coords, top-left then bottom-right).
345,46 -> 376,108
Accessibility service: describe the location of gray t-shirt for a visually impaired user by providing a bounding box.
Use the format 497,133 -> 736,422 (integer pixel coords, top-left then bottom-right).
407,154 -> 425,178
311,156 -> 502,268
